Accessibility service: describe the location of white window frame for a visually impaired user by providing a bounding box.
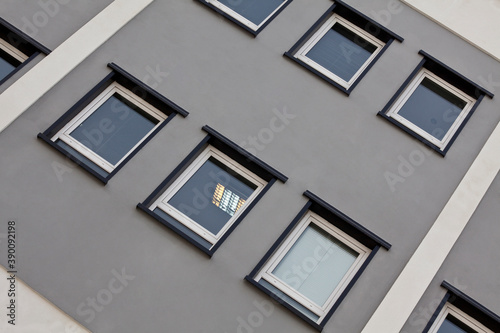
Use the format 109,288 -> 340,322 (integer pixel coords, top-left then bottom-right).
385,69 -> 476,150
150,146 -> 267,246
0,38 -> 28,63
51,82 -> 166,173
206,0 -> 289,31
295,14 -> 385,89
428,303 -> 493,333
254,211 -> 370,322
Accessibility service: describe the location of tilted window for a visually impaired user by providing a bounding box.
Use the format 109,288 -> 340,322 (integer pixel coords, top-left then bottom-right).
379,51 -> 493,155
138,126 -> 287,256
285,1 -> 403,94
38,63 -> 188,183
198,0 -> 293,35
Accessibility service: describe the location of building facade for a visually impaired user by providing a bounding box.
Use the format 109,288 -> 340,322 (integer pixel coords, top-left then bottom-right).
0,0 -> 499,332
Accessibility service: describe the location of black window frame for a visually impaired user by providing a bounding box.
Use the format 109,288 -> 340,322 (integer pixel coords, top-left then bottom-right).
137,125 -> 287,257
0,17 -> 50,86
378,50 -> 494,156
245,190 -> 390,331
195,0 -> 294,36
284,0 -> 403,95
38,62 -> 188,184
423,281 -> 500,333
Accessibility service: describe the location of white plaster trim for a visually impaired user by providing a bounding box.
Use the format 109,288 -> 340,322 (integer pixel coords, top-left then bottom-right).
361,119 -> 500,332
401,0 -> 500,62
0,0 -> 155,133
0,265 -> 90,332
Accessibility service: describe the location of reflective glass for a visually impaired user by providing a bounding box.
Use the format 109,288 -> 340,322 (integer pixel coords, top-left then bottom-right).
398,78 -> 467,141
70,94 -> 158,165
437,316 -> 477,333
167,157 -> 256,235
0,52 -> 18,81
272,223 -> 358,306
218,0 -> 285,26
306,22 -> 377,82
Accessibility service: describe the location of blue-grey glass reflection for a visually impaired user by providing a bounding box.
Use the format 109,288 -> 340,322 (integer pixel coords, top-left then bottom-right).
306,23 -> 377,82
397,78 -> 467,141
167,157 -> 257,236
436,316 -> 476,333
0,52 -> 18,82
69,94 -> 158,165
218,0 -> 285,26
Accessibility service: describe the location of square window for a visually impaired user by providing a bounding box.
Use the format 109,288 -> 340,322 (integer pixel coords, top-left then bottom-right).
252,211 -> 369,323
246,191 -> 390,330
39,63 -> 188,183
138,126 -> 287,256
149,146 -> 267,246
385,69 -> 475,150
379,51 -> 493,155
295,15 -> 384,89
53,83 -> 164,172
285,2 -> 403,94
0,38 -> 28,81
199,0 -> 292,34
423,282 -> 499,333
0,18 -> 50,86
429,304 -> 493,333
51,82 -> 166,174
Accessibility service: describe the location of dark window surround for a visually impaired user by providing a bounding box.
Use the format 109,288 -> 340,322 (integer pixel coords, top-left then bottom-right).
0,17 -> 50,86
378,50 -> 494,156
195,0 -> 294,36
137,125 -> 287,257
38,62 -> 189,184
423,281 -> 500,332
284,0 -> 403,95
245,190 -> 390,331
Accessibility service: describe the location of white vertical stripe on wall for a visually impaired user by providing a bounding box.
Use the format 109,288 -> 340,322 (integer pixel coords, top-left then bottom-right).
361,119 -> 500,333
0,0 -> 155,133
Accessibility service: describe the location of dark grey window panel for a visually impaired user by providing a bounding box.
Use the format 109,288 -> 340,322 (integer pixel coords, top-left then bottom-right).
196,0 -> 293,36
0,17 -> 50,86
284,0 -> 403,95
378,51 -> 494,156
423,281 -> 500,333
38,63 -> 188,184
138,126 -> 287,256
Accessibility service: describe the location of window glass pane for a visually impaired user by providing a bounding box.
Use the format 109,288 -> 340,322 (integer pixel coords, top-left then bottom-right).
437,315 -> 477,333
69,94 -> 158,165
272,223 -> 358,306
218,0 -> 285,26
306,23 -> 377,82
397,78 -> 467,141
167,157 -> 257,235
0,52 -> 18,81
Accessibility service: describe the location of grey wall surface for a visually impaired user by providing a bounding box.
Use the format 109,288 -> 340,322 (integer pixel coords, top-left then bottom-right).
401,170 -> 500,333
0,0 -> 114,50
0,0 -> 499,332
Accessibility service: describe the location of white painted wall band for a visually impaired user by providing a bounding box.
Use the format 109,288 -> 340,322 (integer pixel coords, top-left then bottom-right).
0,265 -> 91,332
401,0 -> 500,62
362,119 -> 500,332
0,0 -> 155,133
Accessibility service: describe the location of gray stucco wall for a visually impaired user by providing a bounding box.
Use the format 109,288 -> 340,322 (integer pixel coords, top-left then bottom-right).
0,0 -> 499,332
0,0 -> 114,50
401,170 -> 500,333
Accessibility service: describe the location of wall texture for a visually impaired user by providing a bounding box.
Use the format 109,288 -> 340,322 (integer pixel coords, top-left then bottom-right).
0,0 -> 499,332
